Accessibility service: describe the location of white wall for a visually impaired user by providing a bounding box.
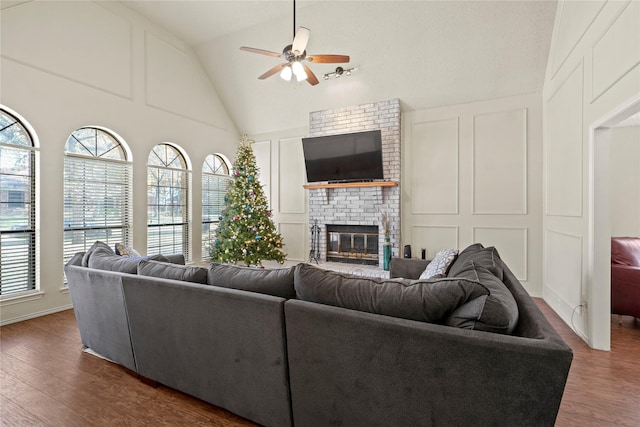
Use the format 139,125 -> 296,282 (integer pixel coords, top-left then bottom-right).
403,94 -> 544,295
609,126 -> 640,237
0,1 -> 239,324
542,0 -> 640,349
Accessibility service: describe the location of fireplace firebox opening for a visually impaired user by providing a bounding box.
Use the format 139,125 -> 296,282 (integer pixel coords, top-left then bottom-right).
326,225 -> 379,265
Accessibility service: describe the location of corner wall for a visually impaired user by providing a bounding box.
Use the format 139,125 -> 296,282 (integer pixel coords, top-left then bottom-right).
542,0 -> 640,349
0,1 -> 239,324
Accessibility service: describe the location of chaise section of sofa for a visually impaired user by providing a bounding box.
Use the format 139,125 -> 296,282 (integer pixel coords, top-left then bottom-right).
285,247 -> 573,427
121,275 -> 293,427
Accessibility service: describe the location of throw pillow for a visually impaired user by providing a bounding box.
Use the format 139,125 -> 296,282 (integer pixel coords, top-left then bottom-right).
81,241 -> 114,267
115,243 -> 141,258
138,260 -> 208,284
294,263 -> 489,324
419,249 -> 459,279
87,246 -> 169,274
445,263 -> 519,334
446,243 -> 485,277
208,262 -> 297,299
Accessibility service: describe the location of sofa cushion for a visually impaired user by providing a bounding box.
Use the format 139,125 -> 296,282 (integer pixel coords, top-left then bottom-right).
138,260 -> 208,284
81,241 -> 114,267
419,249 -> 458,279
446,243 -> 485,277
208,262 -> 296,299
294,263 -> 489,324
445,253 -> 518,334
87,244 -> 169,274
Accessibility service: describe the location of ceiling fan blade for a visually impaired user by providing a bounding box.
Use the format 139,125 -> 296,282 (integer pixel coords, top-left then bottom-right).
291,26 -> 310,55
258,63 -> 288,80
240,46 -> 283,58
302,64 -> 319,86
307,54 -> 350,64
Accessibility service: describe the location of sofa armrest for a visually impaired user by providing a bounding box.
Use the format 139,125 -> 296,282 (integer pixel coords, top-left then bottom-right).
389,257 -> 430,279
611,264 -> 640,318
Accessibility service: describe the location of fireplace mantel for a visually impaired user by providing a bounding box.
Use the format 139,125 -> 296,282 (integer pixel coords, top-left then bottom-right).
303,181 -> 398,190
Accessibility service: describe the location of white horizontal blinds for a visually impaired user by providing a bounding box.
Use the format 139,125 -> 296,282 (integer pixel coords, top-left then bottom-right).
0,109 -> 37,296
63,128 -> 131,269
147,144 -> 190,261
202,154 -> 231,260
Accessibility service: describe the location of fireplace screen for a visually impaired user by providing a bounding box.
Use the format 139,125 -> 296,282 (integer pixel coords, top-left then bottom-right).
326,225 -> 379,265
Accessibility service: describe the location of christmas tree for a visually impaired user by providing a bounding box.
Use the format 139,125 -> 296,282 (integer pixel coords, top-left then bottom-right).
210,135 -> 286,266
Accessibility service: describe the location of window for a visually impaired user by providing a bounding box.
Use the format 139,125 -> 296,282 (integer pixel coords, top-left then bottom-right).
202,154 -> 232,260
1,107 -> 37,296
63,127 -> 132,269
147,144 -> 190,260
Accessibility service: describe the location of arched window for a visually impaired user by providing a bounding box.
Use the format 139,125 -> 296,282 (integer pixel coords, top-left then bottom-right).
0,107 -> 38,296
63,127 -> 132,268
202,154 -> 232,260
147,143 -> 190,260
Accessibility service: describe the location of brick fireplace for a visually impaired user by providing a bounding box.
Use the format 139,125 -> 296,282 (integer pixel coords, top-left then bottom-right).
307,99 -> 401,266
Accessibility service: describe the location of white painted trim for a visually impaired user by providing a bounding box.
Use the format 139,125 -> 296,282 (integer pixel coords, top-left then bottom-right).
587,91 -> 640,351
0,304 -> 73,327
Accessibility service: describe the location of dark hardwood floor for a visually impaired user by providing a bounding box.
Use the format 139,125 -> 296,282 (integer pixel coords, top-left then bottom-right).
1,300 -> 638,426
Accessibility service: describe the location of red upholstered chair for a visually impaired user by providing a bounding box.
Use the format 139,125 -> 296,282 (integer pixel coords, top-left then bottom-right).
611,237 -> 640,319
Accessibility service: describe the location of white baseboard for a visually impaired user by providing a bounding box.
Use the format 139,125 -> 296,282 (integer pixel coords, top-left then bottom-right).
0,304 -> 74,327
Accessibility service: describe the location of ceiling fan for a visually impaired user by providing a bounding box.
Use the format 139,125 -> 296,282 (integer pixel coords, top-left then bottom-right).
240,0 -> 350,86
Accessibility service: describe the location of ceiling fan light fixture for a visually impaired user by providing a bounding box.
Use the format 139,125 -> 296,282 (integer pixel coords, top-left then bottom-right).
280,65 -> 293,81
292,61 -> 307,81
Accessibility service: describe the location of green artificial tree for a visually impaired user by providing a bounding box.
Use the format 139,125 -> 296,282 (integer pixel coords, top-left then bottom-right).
211,135 -> 286,266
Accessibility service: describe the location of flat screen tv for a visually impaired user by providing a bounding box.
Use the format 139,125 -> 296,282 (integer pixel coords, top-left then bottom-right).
302,130 -> 384,183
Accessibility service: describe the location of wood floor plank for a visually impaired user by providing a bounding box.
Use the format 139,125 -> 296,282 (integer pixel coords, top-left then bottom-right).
1,304 -> 639,426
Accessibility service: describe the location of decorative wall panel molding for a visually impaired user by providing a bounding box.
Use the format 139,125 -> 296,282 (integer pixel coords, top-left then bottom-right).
410,226 -> 459,260
472,109 -> 527,215
410,118 -> 459,215
545,229 -> 584,307
279,222 -> 306,261
545,63 -> 584,217
277,137 -> 306,214
551,0 -> 605,78
253,140 -> 272,208
145,32 -> 225,128
1,1 -> 132,98
473,227 -> 528,281
591,1 -> 640,101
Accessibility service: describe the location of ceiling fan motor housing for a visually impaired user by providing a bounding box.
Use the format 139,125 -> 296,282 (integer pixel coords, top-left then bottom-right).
283,44 -> 306,62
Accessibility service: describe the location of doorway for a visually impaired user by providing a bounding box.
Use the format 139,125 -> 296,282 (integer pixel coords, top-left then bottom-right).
589,94 -> 640,350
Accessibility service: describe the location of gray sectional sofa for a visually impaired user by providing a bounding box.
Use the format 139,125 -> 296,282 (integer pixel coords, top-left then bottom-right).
65,241 -> 573,427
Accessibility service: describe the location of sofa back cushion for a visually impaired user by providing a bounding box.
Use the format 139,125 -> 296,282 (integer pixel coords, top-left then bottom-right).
294,263 -> 489,324
444,247 -> 519,334
208,262 -> 296,299
446,243 -> 485,277
138,260 -> 208,284
611,237 -> 640,266
84,241 -> 169,274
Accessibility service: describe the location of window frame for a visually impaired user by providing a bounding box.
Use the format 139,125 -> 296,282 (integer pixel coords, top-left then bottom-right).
0,107 -> 39,298
147,143 -> 191,261
62,127 -> 132,276
201,154 -> 232,260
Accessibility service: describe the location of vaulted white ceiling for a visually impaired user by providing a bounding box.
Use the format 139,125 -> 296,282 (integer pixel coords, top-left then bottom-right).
122,0 -> 557,135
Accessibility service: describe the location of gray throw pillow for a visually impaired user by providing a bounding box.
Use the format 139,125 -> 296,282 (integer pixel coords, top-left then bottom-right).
445,263 -> 519,334
419,248 -> 458,279
294,263 -> 489,324
208,262 -> 296,299
81,241 -> 114,267
138,260 -> 208,284
446,243 -> 485,277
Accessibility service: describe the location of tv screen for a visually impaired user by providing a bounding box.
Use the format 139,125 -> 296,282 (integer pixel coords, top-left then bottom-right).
302,130 -> 384,183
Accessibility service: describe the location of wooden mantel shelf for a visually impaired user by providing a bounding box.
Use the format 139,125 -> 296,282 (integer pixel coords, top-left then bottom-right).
303,181 -> 398,190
